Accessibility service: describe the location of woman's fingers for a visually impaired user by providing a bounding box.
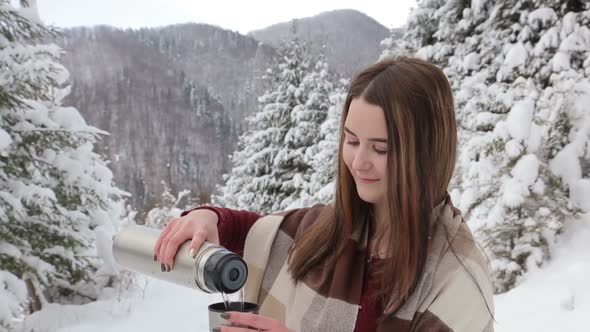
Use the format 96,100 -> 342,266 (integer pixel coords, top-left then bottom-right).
223,312 -> 279,331
215,326 -> 257,332
188,229 -> 208,259
154,210 -> 219,270
154,218 -> 178,260
162,230 -> 191,269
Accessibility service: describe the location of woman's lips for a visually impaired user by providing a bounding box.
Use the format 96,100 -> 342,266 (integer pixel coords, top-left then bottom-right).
357,177 -> 379,183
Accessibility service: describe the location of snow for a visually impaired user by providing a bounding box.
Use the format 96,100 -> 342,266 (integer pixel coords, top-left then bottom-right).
502,176 -> 529,208
550,145 -> 582,187
50,107 -> 88,130
463,52 -> 480,70
470,0 -> 486,16
534,27 -> 559,55
94,224 -> 120,276
547,79 -> 590,190
527,8 -> 557,29
0,128 -> 11,154
504,42 -> 528,69
494,216 -> 590,332
562,12 -> 577,36
16,277 -> 219,332
0,271 -> 26,326
0,190 -> 24,216
505,139 -> 523,157
572,81 -> 590,121
511,154 -> 539,187
560,29 -> 589,53
505,99 -> 534,142
0,242 -> 21,258
11,180 -> 57,205
16,0 -> 41,25
551,52 -> 571,71
570,179 -> 590,212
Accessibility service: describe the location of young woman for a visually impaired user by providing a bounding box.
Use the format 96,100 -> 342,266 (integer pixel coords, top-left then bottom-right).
154,57 -> 495,332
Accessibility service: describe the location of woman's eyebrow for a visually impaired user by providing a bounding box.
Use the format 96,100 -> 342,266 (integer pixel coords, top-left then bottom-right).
344,126 -> 388,143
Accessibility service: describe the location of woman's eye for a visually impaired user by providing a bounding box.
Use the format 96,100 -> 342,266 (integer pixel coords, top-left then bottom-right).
346,140 -> 387,154
374,147 -> 387,155
346,141 -> 387,155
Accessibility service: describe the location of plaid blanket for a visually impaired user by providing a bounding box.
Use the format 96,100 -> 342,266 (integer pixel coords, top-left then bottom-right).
243,198 -> 494,331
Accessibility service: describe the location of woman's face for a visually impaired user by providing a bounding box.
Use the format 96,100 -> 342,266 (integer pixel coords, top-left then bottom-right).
342,97 -> 389,205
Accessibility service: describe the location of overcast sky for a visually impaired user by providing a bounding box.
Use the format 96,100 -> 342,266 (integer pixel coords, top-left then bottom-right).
37,0 -> 416,34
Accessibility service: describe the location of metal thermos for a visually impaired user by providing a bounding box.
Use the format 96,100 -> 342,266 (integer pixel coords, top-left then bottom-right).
112,224 -> 248,294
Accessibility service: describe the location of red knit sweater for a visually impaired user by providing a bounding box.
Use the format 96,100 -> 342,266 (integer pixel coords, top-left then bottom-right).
181,206 -> 382,332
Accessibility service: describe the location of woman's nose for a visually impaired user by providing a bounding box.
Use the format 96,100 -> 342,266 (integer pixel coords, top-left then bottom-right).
352,148 -> 372,171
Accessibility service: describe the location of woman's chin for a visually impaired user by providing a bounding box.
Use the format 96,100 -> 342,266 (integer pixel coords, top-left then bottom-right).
357,193 -> 378,204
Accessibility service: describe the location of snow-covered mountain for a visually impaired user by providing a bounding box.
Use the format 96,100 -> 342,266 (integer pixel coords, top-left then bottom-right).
52,10 -> 393,213
249,9 -> 399,77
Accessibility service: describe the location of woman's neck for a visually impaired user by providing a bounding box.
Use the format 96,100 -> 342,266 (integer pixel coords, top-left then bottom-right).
370,200 -> 391,257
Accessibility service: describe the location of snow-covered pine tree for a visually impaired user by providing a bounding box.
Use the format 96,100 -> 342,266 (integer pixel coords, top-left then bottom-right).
145,181 -> 193,229
290,80 -> 347,209
382,0 -> 589,292
279,56 -> 335,209
213,37 -> 311,214
0,0 -> 128,327
381,0 -> 447,59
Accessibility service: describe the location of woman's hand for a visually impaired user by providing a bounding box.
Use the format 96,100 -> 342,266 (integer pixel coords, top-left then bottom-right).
213,312 -> 294,332
153,208 -> 220,270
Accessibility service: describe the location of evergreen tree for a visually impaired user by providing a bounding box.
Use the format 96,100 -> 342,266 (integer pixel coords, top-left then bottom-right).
0,0 -> 127,327
382,0 -> 589,292
145,182 -> 193,229
292,81 -> 346,208
279,57 -> 335,209
213,38 -> 311,214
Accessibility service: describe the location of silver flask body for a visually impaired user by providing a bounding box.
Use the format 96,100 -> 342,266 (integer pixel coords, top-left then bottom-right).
112,224 -> 247,294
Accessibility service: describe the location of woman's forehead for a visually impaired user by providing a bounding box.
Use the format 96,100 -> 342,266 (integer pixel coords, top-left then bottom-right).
345,98 -> 388,138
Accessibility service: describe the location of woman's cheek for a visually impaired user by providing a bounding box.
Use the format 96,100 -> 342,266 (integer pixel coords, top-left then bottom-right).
341,146 -> 353,169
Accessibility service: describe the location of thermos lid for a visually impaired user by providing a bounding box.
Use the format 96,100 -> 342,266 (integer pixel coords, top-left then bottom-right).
205,253 -> 248,293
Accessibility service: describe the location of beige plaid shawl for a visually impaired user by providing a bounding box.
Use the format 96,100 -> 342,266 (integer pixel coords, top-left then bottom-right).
243,198 -> 494,331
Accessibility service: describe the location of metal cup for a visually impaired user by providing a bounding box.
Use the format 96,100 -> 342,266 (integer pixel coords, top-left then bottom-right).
208,302 -> 260,331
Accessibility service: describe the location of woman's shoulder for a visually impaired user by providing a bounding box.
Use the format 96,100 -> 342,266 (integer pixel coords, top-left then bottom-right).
270,203 -> 334,239
434,219 -> 492,283
428,220 -> 495,310
416,221 -> 495,331
431,202 -> 491,282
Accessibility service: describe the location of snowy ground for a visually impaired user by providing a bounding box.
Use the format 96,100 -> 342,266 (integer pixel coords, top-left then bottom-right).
494,214 -> 590,332
17,277 -> 219,332
15,215 -> 590,332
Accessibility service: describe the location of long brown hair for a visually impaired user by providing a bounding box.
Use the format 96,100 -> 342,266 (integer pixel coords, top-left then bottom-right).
287,56 -> 457,312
